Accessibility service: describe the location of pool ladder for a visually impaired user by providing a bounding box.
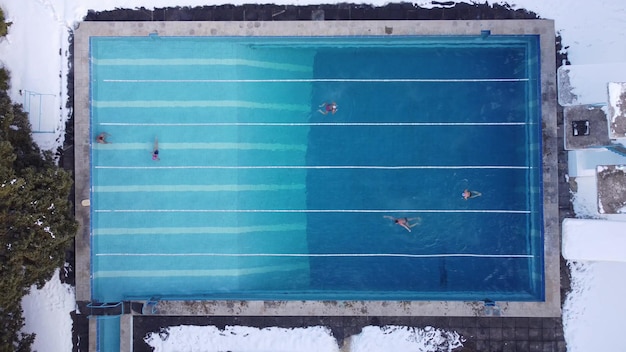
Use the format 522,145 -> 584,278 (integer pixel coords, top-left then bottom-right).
482,300 -> 501,316
86,301 -> 125,318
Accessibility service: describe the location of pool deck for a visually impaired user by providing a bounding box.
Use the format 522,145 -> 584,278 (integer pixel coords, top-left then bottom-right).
74,18 -> 560,351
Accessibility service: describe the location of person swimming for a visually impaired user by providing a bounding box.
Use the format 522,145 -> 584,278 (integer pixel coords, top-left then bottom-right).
384,216 -> 421,232
318,102 -> 338,115
462,189 -> 482,200
96,132 -> 111,144
152,136 -> 160,161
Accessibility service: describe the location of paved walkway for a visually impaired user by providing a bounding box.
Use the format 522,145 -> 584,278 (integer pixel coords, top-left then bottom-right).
131,315 -> 566,352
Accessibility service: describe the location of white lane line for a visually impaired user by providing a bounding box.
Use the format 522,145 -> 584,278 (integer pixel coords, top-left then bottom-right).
93,224 -> 305,235
95,252 -> 534,258
93,184 -> 305,193
94,209 -> 531,214
99,122 -> 529,126
92,100 -> 309,112
94,165 -> 531,170
103,78 -> 530,83
92,142 -> 306,151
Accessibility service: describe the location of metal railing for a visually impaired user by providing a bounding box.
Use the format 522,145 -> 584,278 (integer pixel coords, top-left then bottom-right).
22,90 -> 56,133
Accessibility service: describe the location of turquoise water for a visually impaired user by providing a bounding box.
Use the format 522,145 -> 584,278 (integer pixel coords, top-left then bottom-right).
90,35 -> 543,302
96,317 -> 120,352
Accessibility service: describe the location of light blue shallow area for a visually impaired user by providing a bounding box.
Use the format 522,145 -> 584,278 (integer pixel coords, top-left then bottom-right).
90,35 -> 544,303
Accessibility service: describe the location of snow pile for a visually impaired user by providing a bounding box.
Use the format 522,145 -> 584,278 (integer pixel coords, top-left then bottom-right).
563,150 -> 626,351
19,269 -> 76,352
498,0 -> 626,65
563,261 -> 626,352
570,176 -> 601,218
144,324 -> 464,352
350,325 -> 464,352
562,218 -> 626,261
608,82 -> 626,128
145,325 -> 340,352
558,64 -> 626,106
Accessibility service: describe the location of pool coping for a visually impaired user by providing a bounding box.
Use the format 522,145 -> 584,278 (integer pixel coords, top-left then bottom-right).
74,20 -> 559,320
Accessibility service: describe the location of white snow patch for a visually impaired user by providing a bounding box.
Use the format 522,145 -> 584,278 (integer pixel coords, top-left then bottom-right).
558,64 -> 626,106
144,324 -> 465,352
44,226 -> 55,238
608,82 -> 626,125
350,325 -> 464,352
571,176 -> 601,218
562,218 -> 626,261
563,261 -> 626,352
145,325 -> 340,352
20,269 -> 75,352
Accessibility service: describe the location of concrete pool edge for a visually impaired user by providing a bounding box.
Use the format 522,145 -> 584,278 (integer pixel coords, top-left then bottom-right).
74,19 -> 559,318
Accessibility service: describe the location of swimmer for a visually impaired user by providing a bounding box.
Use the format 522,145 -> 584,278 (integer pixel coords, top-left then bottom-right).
462,189 -> 482,200
152,136 -> 160,161
318,102 -> 338,115
96,132 -> 111,144
384,216 -> 421,232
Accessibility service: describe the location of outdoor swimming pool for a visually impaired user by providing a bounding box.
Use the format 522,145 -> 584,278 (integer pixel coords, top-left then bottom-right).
89,34 -> 544,304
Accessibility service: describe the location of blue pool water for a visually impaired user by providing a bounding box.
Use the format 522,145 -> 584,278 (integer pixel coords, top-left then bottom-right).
90,35 -> 543,303
96,317 -> 120,351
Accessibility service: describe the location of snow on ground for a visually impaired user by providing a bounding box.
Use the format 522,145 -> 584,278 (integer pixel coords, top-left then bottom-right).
144,325 -> 464,352
145,325 -> 341,352
563,260 -> 626,352
562,218 -> 626,261
349,326 -> 463,352
1,0 -> 625,351
20,268 -> 76,352
608,82 -> 626,129
491,0 -> 626,65
561,165 -> 626,352
558,63 -> 626,106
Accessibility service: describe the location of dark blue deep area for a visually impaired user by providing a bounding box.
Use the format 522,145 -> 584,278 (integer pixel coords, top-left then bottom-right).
306,39 -> 542,299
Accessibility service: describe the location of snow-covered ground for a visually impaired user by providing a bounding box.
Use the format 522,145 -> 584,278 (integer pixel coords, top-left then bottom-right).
1,0 -> 625,351
20,268 -> 76,352
144,325 -> 464,352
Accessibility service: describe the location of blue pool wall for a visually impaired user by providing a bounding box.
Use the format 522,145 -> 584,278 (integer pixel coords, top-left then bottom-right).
86,34 -> 540,298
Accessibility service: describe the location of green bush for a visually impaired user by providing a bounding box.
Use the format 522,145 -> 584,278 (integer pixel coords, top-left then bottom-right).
0,66 -> 77,351
0,8 -> 11,37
